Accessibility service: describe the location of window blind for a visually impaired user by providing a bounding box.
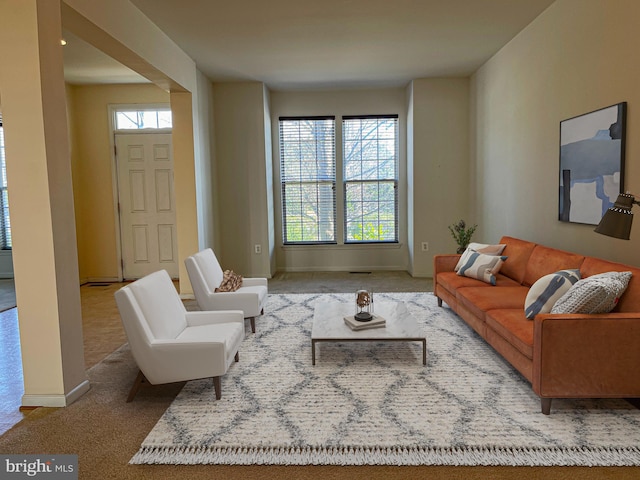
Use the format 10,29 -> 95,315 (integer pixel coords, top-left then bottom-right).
343,115 -> 398,243
279,117 -> 336,244
0,115 -> 11,250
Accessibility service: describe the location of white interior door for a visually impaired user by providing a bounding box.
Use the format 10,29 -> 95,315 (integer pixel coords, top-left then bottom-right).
116,133 -> 178,280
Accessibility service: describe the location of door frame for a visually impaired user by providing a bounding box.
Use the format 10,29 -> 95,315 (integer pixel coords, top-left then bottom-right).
108,103 -> 172,282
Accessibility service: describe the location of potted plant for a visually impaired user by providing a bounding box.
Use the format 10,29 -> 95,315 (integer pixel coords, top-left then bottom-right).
448,220 -> 477,254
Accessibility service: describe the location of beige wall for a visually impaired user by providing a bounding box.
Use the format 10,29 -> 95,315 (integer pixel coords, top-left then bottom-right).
63,0 -> 206,297
472,0 -> 640,266
409,78 -> 471,276
0,0 -> 212,406
212,82 -> 273,278
67,84 -> 170,282
0,0 -> 88,406
270,88 -> 410,272
193,70 -> 218,253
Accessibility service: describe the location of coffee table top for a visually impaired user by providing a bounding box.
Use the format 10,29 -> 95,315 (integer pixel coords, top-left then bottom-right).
311,300 -> 424,340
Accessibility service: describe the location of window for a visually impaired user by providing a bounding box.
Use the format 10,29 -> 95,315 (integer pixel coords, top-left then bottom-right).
343,115 -> 398,243
114,109 -> 172,130
279,117 -> 336,244
0,115 -> 11,249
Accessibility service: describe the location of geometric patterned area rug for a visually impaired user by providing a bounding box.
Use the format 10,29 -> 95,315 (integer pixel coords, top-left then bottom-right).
132,292 -> 640,466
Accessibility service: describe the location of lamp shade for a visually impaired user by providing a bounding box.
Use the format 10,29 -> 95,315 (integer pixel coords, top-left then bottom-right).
594,193 -> 635,240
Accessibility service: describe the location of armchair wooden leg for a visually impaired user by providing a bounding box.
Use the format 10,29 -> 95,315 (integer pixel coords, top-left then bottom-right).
127,370 -> 146,403
541,397 -> 552,415
213,376 -> 222,400
249,317 -> 256,333
261,308 -> 264,315
235,351 -> 239,362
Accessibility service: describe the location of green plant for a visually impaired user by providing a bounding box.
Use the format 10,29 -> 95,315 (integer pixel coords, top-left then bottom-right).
448,220 -> 477,254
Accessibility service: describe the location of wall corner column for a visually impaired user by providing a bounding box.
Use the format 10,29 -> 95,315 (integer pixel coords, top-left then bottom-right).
0,0 -> 88,407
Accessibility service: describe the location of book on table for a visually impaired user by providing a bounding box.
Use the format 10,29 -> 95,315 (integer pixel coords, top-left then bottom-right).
343,314 -> 386,331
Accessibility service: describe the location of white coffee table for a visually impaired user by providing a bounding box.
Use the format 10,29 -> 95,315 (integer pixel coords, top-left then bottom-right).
311,300 -> 427,365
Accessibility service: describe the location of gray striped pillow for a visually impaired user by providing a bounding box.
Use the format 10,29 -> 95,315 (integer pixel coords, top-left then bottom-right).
456,252 -> 507,285
524,269 -> 581,319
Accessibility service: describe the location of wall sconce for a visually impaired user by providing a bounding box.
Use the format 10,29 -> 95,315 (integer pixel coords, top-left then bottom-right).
594,193 -> 640,240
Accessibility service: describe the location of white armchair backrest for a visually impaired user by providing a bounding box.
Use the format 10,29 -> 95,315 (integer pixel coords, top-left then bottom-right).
187,248 -> 224,293
126,270 -> 187,340
115,286 -> 158,374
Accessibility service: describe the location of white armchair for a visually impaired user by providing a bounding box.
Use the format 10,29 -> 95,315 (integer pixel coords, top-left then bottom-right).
185,248 -> 268,333
114,269 -> 244,402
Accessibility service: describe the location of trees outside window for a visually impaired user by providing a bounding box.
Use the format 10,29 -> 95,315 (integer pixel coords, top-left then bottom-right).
279,114 -> 399,246
343,115 -> 398,243
279,117 -> 336,244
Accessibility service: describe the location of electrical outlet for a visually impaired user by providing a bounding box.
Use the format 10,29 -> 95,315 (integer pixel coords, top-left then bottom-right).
421,242 -> 429,252
254,244 -> 262,254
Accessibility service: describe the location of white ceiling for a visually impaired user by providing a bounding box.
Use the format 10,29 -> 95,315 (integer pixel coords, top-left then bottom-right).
63,0 -> 555,90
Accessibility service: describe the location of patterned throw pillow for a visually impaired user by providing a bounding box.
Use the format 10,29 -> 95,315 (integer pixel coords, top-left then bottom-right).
456,252 -> 507,285
551,271 -> 632,314
215,270 -> 243,292
524,269 -> 581,319
454,243 -> 507,272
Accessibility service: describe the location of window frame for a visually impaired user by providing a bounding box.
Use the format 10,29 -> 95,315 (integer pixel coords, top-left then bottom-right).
279,116 -> 337,245
342,114 -> 399,244
111,104 -> 173,132
0,116 -> 11,250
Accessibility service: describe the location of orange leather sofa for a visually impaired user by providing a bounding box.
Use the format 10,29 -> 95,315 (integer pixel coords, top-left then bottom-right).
434,236 -> 640,414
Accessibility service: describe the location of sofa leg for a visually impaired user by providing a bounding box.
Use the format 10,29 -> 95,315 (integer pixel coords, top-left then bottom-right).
437,297 -> 442,307
235,351 -> 239,362
249,317 -> 256,333
127,370 -> 146,403
541,397 -> 552,415
213,376 -> 221,400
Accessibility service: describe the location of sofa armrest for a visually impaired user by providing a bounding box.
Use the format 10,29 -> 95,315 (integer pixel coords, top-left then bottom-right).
433,254 -> 461,275
532,312 -> 640,399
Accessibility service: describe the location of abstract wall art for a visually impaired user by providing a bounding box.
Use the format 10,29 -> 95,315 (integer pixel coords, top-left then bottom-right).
559,102 -> 627,225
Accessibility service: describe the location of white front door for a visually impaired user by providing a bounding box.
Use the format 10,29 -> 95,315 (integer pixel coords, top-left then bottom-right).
115,133 -> 178,279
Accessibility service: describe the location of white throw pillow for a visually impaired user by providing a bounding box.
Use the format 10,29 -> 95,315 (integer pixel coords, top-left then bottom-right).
551,271 -> 632,314
456,251 -> 507,285
524,269 -> 581,319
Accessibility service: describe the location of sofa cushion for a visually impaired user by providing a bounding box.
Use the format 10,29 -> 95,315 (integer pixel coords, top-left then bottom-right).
523,245 -> 585,287
581,257 -> 640,312
485,309 -> 534,360
524,269 -> 581,319
551,271 -> 632,314
437,271 -> 521,296
457,252 -> 507,285
498,237 -> 537,284
457,286 -> 529,322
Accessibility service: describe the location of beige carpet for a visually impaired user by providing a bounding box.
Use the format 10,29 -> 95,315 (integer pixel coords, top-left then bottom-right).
3,343 -> 637,479
0,278 -> 16,312
1,272 -> 638,478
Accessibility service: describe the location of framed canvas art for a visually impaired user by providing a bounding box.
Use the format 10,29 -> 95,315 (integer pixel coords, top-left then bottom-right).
558,102 -> 627,225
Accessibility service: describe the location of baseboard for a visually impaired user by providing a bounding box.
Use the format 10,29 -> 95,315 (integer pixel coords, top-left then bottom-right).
278,265 -> 407,273
85,277 -> 121,284
22,379 -> 91,408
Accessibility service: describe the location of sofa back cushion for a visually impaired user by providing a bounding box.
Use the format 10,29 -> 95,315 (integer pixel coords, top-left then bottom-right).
498,237 -> 537,284
581,257 -> 640,312
523,245 -> 585,287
